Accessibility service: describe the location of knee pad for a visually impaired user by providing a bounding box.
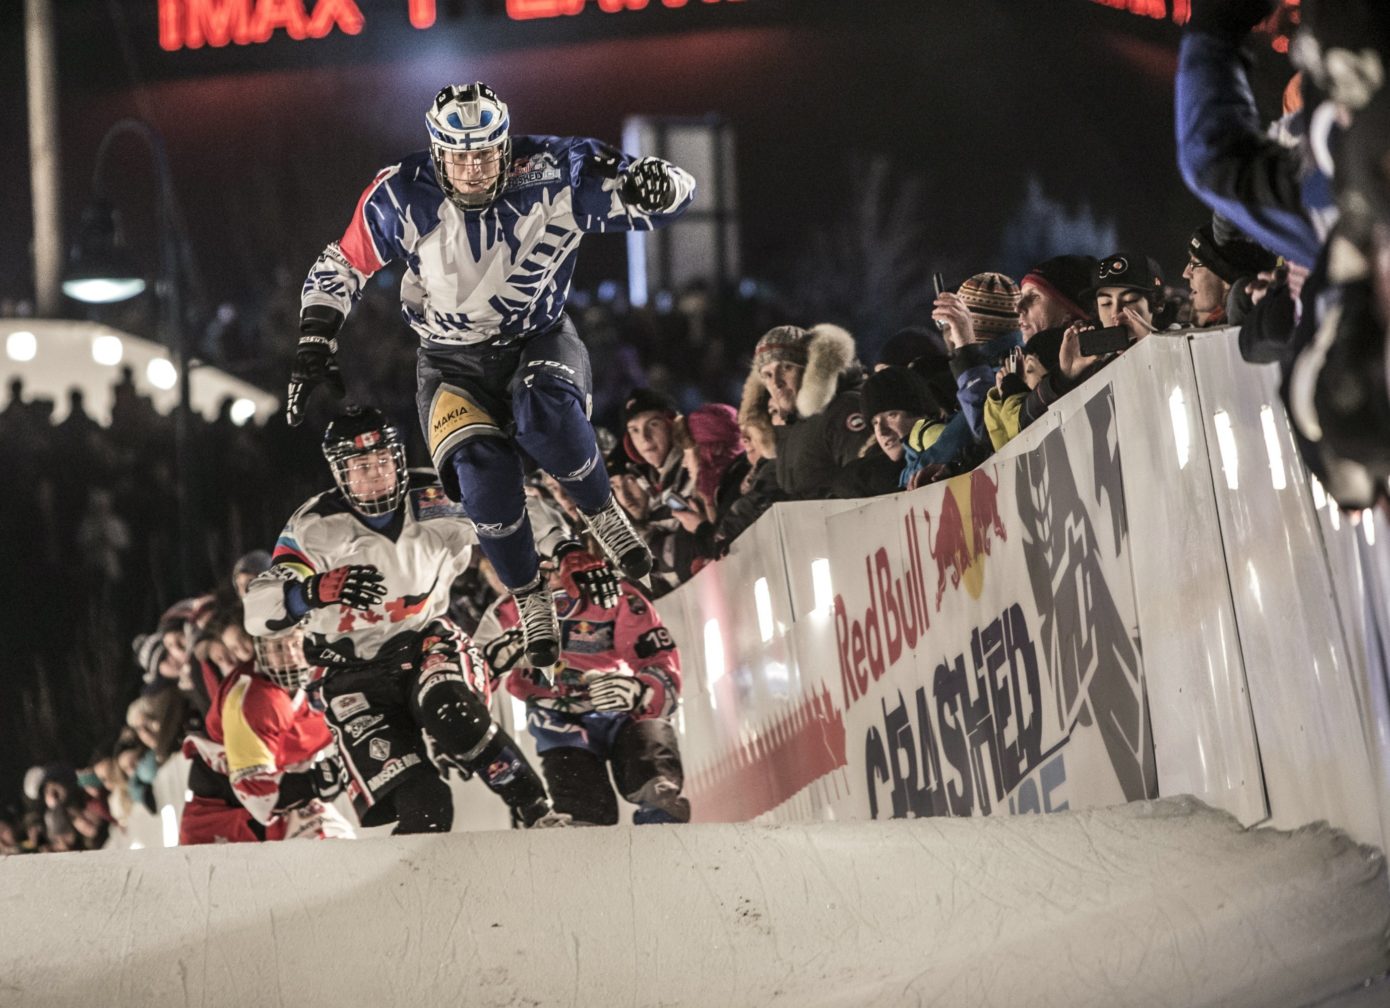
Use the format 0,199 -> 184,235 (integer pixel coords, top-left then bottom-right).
390,771 -> 453,834
416,681 -> 495,768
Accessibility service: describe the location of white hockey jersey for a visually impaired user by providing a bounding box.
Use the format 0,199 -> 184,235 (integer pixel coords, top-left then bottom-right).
244,473 -> 569,666
301,137 -> 696,345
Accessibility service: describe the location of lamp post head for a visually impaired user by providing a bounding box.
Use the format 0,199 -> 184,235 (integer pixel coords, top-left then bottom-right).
62,199 -> 146,304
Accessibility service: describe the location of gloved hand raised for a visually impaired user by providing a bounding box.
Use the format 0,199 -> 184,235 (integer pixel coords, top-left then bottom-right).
621,157 -> 677,214
301,565 -> 386,611
287,335 -> 345,427
557,546 -> 620,610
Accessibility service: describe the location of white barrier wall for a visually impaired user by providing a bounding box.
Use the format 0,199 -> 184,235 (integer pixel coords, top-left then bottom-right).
122,328 -> 1390,854
657,328 -> 1390,853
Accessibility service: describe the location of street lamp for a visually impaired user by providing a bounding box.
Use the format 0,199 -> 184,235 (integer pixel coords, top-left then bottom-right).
65,117 -> 198,598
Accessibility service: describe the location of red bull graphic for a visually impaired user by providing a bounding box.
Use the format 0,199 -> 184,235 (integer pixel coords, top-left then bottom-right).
686,685 -> 847,822
835,468 -> 1010,713
834,508 -> 931,709
926,468 -> 1009,611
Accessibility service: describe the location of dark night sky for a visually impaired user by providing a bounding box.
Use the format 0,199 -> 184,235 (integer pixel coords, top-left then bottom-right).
2,0 -> 1298,321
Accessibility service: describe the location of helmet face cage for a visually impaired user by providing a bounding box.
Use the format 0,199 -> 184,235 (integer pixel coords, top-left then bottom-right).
322,409 -> 409,516
427,83 -> 512,210
326,439 -> 408,516
254,631 -> 311,692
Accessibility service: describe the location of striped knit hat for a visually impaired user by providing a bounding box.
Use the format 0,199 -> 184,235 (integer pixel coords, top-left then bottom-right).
957,272 -> 1020,336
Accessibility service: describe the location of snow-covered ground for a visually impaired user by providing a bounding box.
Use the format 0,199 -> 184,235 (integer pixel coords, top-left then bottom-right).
3,796 -> 1386,1007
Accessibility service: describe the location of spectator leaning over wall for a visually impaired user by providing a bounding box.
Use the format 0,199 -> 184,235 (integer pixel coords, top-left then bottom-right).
1185,220 -> 1279,327
738,324 -> 867,500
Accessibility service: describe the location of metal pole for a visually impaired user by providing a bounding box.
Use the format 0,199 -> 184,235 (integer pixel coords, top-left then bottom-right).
25,0 -> 62,317
93,119 -> 197,597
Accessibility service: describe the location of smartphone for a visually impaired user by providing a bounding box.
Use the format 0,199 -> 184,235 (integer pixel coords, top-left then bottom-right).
1078,325 -> 1132,357
932,272 -> 946,297
663,491 -> 689,512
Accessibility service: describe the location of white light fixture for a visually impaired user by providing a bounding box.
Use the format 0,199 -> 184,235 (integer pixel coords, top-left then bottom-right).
1259,405 -> 1286,491
6,330 -> 36,362
62,276 -> 146,304
1213,410 -> 1239,490
1168,387 -> 1190,469
147,357 -> 178,390
229,397 -> 257,426
703,618 -> 725,708
811,558 -> 833,615
91,334 -> 124,366
161,804 -> 179,847
754,577 -> 774,643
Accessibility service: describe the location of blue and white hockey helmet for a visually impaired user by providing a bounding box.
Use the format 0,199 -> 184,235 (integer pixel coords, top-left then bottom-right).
426,82 -> 512,210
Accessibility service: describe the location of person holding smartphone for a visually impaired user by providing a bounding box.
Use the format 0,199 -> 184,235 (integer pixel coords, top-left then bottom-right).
1056,254 -> 1166,386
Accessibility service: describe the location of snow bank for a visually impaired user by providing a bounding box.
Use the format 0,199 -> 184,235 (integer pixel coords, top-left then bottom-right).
2,796 -> 1385,1007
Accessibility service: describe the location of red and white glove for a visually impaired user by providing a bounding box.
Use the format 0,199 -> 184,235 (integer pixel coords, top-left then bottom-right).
558,548 -> 620,610
301,564 -> 386,611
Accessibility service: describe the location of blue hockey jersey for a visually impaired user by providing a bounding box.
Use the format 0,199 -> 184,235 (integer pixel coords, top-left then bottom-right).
302,136 -> 696,345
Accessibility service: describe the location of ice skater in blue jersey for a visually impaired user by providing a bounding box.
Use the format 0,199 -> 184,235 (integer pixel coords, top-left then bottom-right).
288,82 -> 696,669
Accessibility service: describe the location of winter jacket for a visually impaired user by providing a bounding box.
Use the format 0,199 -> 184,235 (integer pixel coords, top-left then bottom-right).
950,331 -> 1024,442
739,324 -> 867,500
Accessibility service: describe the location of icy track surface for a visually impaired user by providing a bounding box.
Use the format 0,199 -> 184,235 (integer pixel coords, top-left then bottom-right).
2,796 -> 1387,1008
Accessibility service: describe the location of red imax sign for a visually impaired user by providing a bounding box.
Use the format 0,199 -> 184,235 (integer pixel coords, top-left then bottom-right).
157,0 -> 742,51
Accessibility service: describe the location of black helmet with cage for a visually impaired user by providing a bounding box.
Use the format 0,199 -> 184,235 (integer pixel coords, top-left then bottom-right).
322,405 -> 408,516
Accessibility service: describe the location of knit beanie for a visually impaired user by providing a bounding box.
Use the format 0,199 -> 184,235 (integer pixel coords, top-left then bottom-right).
861,366 -> 936,421
620,388 -> 678,428
957,272 -> 1021,336
1021,254 -> 1099,320
1023,326 -> 1065,374
1188,224 -> 1278,284
878,326 -> 949,369
752,325 -> 812,371
686,403 -> 746,503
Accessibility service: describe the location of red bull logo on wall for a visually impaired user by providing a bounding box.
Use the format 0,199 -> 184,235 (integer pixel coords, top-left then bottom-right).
835,468 -> 1009,712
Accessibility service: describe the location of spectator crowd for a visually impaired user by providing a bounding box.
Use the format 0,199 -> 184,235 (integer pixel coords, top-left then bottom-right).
9,0 -> 1388,846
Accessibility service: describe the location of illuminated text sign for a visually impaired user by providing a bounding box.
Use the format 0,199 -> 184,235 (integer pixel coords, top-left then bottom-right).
157,0 -> 743,51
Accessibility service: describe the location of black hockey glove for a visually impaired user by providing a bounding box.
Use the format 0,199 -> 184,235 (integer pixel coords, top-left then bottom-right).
287,306 -> 346,427
556,544 -> 621,610
481,627 -> 526,676
301,565 -> 387,611
1186,0 -> 1276,39
587,673 -> 647,713
309,747 -> 347,802
621,157 -> 677,214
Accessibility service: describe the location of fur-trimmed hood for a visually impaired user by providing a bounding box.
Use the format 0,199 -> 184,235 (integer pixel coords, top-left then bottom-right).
739,324 -> 861,454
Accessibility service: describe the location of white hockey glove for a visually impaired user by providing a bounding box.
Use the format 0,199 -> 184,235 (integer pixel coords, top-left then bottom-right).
621,157 -> 677,214
587,673 -> 647,713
